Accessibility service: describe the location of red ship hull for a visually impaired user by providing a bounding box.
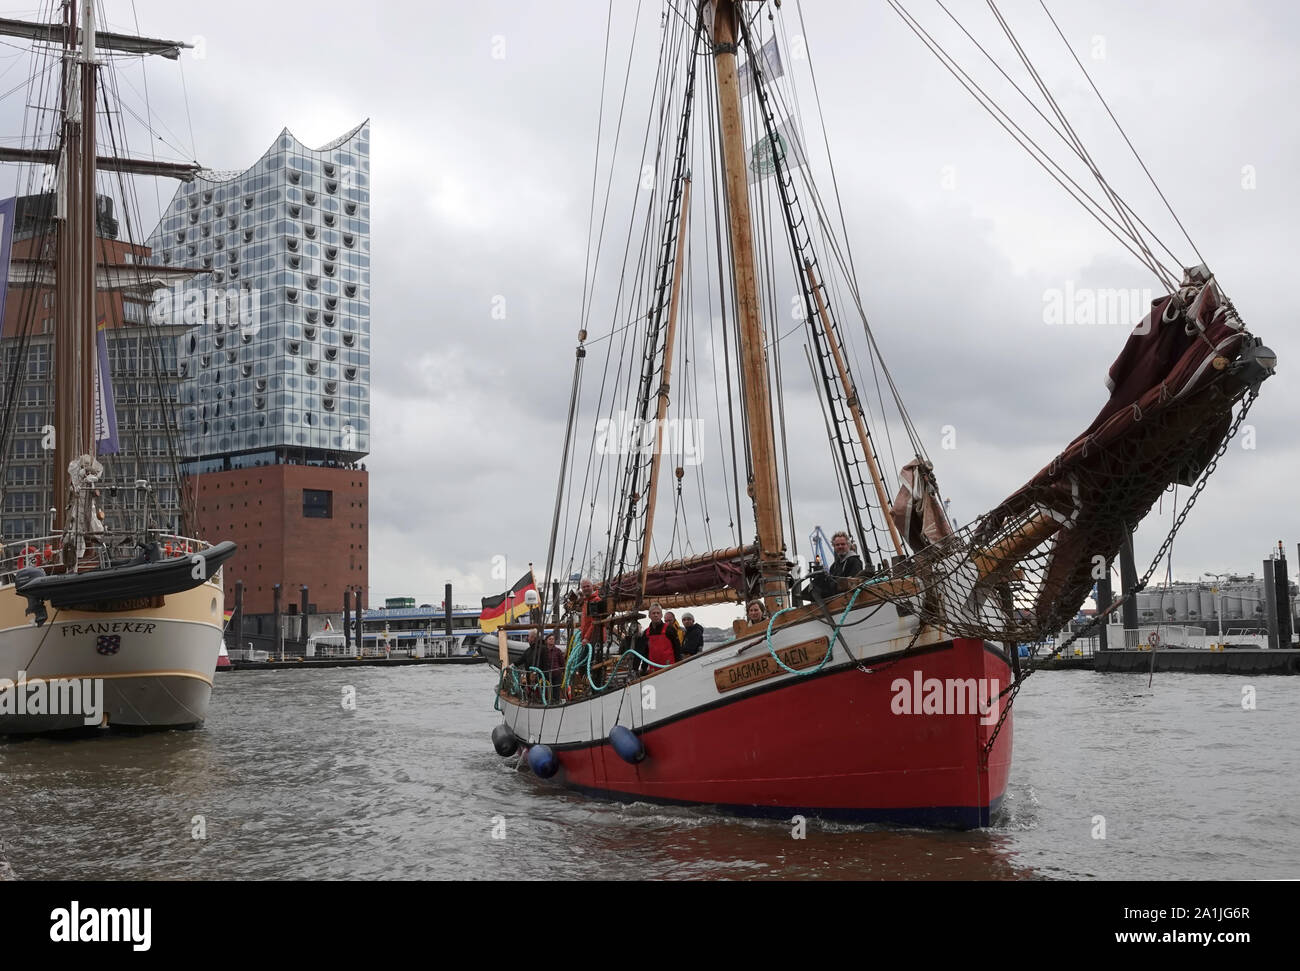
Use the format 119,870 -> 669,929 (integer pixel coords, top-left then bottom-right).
521,638 -> 1013,829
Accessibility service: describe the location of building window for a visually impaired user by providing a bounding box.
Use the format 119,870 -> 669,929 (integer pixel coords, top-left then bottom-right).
303,489 -> 332,519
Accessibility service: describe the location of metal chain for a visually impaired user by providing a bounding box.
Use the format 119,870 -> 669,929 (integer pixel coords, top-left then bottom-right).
980,388 -> 1259,765
1133,390 -> 1256,594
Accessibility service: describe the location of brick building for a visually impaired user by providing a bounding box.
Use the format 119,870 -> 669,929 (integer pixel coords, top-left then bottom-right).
192,463 -> 367,616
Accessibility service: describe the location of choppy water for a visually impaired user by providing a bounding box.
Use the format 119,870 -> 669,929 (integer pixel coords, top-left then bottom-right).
1,666 -> 1297,879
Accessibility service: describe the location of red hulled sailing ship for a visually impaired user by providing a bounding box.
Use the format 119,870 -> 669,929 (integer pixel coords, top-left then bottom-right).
487,0 -> 1274,827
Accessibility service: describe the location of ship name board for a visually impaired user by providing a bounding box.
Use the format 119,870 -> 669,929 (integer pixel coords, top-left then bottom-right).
714,637 -> 829,693
60,621 -> 158,637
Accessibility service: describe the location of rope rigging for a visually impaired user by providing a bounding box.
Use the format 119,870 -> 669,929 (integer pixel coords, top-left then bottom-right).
929,0 -> 1184,274
979,388 -> 1261,761
538,0 -> 1264,648
561,1 -> 684,584
605,10 -> 702,597
738,11 -> 896,569
97,59 -> 195,535
1035,0 -> 1207,269
885,0 -> 1198,291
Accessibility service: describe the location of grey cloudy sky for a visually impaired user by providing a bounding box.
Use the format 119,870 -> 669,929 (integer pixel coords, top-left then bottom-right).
5,0 -> 1296,621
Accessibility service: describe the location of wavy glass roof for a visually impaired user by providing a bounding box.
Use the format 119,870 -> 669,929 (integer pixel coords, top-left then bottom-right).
146,122 -> 371,464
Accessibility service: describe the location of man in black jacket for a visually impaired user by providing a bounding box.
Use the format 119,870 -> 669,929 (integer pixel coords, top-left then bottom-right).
518,628 -> 543,670
829,530 -> 864,579
516,629 -> 545,701
680,612 -> 704,656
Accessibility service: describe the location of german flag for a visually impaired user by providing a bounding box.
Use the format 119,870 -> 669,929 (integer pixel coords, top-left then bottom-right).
480,571 -> 537,633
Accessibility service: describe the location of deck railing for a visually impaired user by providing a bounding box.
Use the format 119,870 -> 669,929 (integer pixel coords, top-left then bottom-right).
0,531 -> 213,580
1120,625 -> 1208,650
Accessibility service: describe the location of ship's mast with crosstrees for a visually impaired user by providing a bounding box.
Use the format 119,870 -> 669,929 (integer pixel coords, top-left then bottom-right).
0,1 -> 198,551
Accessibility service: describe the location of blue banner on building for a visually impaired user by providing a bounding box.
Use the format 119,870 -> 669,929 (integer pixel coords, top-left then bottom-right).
0,196 -> 15,336
93,319 -> 120,455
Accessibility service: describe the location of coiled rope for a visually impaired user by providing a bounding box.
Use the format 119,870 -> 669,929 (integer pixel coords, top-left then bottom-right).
763,583 -> 871,674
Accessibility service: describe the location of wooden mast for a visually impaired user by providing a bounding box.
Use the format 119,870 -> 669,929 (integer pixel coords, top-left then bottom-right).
638,174 -> 691,602
6,1 -> 191,544
52,0 -> 83,540
803,258 -> 905,560
708,0 -> 787,610
78,0 -> 96,474
0,5 -> 195,547
53,0 -> 98,552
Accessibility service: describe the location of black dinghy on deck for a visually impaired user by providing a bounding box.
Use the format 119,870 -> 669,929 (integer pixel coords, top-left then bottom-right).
14,541 -> 237,622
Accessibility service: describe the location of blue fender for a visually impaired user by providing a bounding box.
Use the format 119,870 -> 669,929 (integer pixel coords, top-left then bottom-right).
527,743 -> 559,778
609,724 -> 646,764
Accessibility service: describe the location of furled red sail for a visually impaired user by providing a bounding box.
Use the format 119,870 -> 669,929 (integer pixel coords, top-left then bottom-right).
841,268 -> 1272,645
602,545 -> 755,605
970,268 -> 1266,636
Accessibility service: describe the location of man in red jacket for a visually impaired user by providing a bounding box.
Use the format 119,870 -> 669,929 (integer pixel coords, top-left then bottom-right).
636,603 -> 681,672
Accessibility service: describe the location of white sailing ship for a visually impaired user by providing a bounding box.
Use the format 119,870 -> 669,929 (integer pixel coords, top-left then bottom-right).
0,2 -> 235,733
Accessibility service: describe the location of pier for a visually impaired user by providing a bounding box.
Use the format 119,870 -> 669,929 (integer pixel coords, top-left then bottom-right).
1093,648 -> 1300,675
1030,539 -> 1300,675
1019,628 -> 1300,675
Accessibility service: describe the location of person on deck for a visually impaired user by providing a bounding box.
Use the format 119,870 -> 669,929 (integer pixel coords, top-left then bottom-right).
745,600 -> 768,625
636,603 -> 681,672
543,632 -> 566,678
664,610 -> 685,645
829,530 -> 865,579
519,628 -> 543,671
517,629 -> 546,701
579,578 -> 607,659
680,612 -> 704,656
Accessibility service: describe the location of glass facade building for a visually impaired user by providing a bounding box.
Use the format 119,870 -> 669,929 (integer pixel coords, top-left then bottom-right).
146,122 -> 371,468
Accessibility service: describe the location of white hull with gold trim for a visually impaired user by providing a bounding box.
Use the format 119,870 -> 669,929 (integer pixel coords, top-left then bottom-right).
0,575 -> 224,734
